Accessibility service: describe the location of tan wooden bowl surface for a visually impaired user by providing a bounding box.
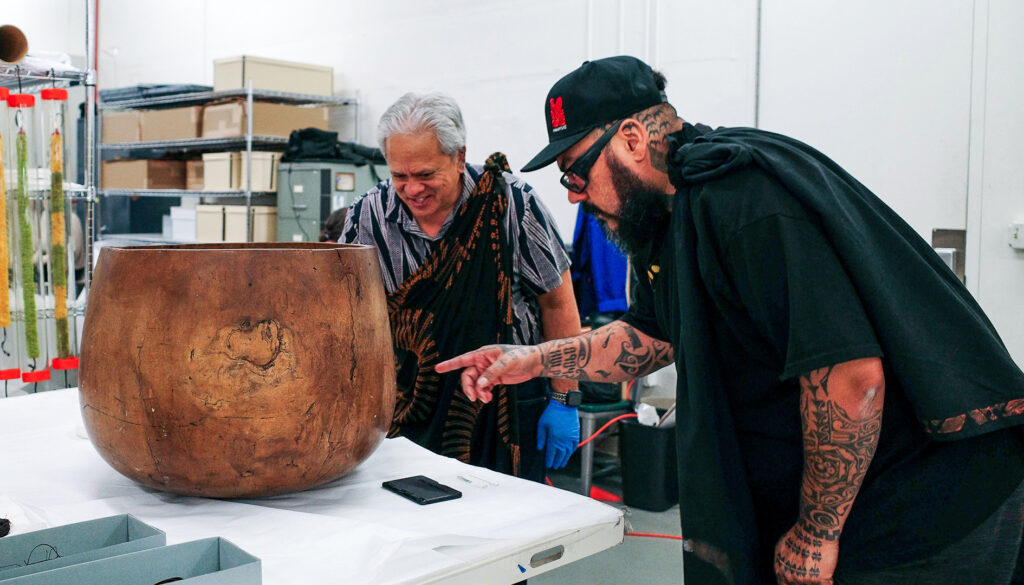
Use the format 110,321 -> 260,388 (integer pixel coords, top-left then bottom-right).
79,243 -> 396,498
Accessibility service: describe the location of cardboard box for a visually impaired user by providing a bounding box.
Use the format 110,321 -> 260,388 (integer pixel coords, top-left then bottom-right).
201,101 -> 328,139
101,160 -> 187,190
0,515 -> 165,581
224,205 -> 277,242
202,152 -> 280,192
0,537 -> 260,585
196,205 -> 225,242
139,106 -> 202,142
101,111 -> 141,143
186,160 -> 204,191
214,55 -> 334,96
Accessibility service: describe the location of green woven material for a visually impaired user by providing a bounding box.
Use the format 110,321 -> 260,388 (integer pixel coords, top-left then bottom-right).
16,131 -> 39,359
50,130 -> 70,358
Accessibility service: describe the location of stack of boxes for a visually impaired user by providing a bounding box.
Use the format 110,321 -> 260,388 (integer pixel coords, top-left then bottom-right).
100,56 -> 334,243
195,204 -> 277,243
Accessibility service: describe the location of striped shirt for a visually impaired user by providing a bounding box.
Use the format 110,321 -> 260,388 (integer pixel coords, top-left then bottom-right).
341,163 -> 571,345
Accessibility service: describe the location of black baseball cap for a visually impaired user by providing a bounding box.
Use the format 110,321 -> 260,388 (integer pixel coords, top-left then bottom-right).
521,55 -> 665,173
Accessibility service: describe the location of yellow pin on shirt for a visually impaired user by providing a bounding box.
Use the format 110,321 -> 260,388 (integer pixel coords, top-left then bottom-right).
647,264 -> 661,282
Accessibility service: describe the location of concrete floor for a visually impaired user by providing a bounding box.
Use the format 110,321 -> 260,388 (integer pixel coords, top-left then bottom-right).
533,449 -> 683,585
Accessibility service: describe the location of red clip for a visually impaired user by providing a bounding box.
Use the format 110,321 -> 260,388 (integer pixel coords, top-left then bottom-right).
52,357 -> 79,370
7,94 -> 35,108
0,368 -> 20,380
22,370 -> 51,383
40,88 -> 69,101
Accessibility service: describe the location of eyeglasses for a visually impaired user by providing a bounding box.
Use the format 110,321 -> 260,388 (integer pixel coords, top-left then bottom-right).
560,120 -> 624,193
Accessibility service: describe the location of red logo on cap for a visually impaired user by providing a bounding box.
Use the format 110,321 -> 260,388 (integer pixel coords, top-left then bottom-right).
549,97 -> 566,132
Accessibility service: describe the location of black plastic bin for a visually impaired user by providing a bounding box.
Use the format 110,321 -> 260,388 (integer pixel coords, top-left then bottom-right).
619,419 -> 679,511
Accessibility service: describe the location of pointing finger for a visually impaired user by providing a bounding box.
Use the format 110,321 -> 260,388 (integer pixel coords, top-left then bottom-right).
436,354 -> 472,373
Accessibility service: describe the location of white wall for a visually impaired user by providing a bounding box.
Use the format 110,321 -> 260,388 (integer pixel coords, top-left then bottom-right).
970,0 -> 1024,362
758,0 -> 974,242
10,0 -> 1023,361
757,0 -> 1024,363
92,0 -> 759,242
1,0 -> 86,58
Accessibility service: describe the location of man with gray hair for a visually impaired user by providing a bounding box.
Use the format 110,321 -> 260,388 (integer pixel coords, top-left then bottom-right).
341,92 -> 581,482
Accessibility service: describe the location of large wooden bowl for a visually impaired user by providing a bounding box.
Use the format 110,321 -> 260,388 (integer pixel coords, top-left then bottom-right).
79,243 -> 396,498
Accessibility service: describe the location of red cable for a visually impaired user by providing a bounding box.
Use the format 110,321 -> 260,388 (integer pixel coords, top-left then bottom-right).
626,532 -> 683,541
545,393 -> 679,539
577,413 -> 637,447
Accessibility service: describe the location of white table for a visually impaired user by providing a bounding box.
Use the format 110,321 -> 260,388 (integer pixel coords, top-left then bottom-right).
0,389 -> 623,584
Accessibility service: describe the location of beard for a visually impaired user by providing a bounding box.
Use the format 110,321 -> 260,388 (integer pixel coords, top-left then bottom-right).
586,153 -> 672,257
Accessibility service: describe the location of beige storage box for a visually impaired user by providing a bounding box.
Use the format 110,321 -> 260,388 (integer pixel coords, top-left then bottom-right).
201,101 -> 328,139
201,152 -> 234,191
101,160 -> 186,189
213,55 -> 334,96
196,205 -> 225,242
239,151 -> 281,192
186,160 -> 204,191
202,151 -> 280,192
224,205 -> 277,242
101,111 -> 141,143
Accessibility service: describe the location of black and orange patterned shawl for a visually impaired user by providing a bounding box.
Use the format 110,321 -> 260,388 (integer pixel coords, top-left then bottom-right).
386,153 -> 526,475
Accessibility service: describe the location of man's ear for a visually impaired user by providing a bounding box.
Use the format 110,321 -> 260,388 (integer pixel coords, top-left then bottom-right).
457,147 -> 467,172
618,118 -> 649,163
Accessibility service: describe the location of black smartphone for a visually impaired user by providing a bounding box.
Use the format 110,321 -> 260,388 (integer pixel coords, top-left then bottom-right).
382,475 -> 462,505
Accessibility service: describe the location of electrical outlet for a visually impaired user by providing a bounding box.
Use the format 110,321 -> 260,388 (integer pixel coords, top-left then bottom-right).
1010,223 -> 1024,249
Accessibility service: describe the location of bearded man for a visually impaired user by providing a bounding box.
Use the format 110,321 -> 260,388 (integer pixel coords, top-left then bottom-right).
438,56 -> 1024,585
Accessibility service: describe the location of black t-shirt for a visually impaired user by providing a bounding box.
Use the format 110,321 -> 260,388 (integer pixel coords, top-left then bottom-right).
623,164 -> 1024,572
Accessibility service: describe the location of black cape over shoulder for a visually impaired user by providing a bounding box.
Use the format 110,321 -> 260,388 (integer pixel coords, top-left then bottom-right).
662,124 -> 1024,585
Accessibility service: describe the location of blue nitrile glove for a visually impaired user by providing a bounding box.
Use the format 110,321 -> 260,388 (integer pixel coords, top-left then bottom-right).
537,399 -> 581,469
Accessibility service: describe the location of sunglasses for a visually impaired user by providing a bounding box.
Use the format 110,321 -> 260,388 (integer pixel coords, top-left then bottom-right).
560,120 -> 624,193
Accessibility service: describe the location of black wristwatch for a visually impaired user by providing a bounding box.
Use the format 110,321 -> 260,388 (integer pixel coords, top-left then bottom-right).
551,390 -> 583,407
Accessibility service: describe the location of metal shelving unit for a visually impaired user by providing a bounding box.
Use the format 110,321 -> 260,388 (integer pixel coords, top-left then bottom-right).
97,88 -> 356,112
0,65 -> 88,92
0,2 -> 97,388
97,83 -> 358,241
101,189 -> 274,199
0,64 -> 96,285
99,135 -> 288,153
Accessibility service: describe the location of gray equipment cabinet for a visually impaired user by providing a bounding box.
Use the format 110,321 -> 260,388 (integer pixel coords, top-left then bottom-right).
276,161 -> 388,242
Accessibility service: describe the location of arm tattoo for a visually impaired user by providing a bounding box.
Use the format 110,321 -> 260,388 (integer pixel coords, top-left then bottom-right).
798,366 -> 882,541
540,338 -> 594,381
538,322 -> 674,382
612,323 -> 673,377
